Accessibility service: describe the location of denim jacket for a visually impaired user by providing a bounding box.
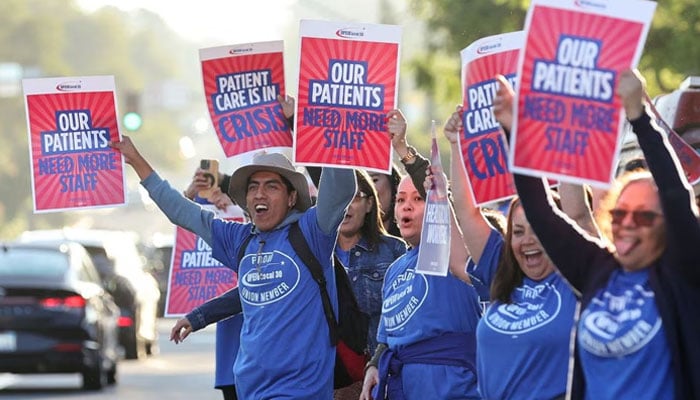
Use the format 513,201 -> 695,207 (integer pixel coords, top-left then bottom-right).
337,234 -> 406,353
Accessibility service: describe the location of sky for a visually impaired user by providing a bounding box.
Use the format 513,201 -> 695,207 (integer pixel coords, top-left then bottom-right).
76,0 -> 296,44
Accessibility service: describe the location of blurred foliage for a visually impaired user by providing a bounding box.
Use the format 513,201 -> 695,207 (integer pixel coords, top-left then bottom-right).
0,0 -> 194,239
640,0 -> 700,93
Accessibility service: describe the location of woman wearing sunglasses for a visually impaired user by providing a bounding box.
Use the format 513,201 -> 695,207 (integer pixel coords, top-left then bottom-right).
500,69 -> 700,399
444,104 -> 601,400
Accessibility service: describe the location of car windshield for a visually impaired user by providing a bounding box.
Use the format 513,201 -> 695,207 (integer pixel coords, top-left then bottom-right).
0,248 -> 68,278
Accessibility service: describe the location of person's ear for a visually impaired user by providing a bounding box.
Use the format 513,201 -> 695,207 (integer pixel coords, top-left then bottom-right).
288,190 -> 298,208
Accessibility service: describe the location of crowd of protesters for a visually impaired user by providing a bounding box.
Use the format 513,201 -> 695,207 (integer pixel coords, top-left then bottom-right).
110,67 -> 700,400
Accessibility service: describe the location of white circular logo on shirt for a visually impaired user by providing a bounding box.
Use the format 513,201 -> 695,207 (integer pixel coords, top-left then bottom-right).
579,284 -> 661,357
381,268 -> 428,331
239,250 -> 300,306
484,282 -> 562,335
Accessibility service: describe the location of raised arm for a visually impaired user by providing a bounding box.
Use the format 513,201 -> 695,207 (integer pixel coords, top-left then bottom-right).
425,164 -> 472,283
389,109 -> 430,199
445,106 -> 494,265
316,167 -> 356,235
448,199 -> 471,283
619,69 -> 700,283
558,183 -> 601,238
110,136 -> 216,243
111,135 -> 154,181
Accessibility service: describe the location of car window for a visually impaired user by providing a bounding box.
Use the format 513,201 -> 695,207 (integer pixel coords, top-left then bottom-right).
79,253 -> 103,285
82,246 -> 114,280
0,248 -> 68,278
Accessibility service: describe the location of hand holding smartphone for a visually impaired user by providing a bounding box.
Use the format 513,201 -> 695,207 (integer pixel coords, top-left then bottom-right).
198,159 -> 219,199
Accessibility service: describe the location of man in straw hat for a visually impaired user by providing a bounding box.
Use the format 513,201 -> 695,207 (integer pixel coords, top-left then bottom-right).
112,136 -> 356,399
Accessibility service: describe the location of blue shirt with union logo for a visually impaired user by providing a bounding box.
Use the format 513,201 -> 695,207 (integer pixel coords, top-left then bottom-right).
475,229 -> 577,400
578,268 -> 674,400
212,209 -> 338,400
377,246 -> 482,399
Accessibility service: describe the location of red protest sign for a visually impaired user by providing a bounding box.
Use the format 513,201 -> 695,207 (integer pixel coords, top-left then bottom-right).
648,91 -> 700,185
460,31 -> 524,206
200,41 -> 291,158
295,20 -> 401,173
165,205 -> 246,317
23,76 -> 126,213
510,0 -> 656,187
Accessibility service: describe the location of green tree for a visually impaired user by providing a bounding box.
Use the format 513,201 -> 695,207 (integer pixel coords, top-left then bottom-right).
641,0 -> 700,93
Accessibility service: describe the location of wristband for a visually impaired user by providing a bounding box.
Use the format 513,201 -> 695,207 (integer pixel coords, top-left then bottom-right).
364,343 -> 388,374
400,146 -> 417,163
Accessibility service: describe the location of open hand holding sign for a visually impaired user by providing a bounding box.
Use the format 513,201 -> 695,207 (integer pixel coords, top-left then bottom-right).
493,74 -> 515,135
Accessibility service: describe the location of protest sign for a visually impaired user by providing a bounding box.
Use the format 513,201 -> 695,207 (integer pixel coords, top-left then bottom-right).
200,41 -> 291,158
510,0 -> 656,187
460,31 -> 524,205
23,75 -> 126,213
665,128 -> 700,185
165,204 -> 246,317
295,20 -> 401,173
648,89 -> 700,185
417,123 -> 451,277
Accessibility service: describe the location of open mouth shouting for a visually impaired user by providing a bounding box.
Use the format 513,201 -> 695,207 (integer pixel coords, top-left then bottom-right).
523,249 -> 544,267
399,216 -> 413,228
253,203 -> 269,216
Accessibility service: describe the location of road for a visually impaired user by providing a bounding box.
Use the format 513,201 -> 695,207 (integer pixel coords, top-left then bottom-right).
0,319 -> 222,400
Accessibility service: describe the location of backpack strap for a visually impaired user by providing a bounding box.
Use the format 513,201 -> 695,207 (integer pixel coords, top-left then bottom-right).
288,221 -> 339,346
236,233 -> 254,267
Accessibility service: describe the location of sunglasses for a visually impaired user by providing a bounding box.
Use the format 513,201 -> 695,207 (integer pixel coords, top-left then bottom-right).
609,209 -> 662,227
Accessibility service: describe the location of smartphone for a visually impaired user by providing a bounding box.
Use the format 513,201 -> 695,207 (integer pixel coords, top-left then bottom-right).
198,159 -> 219,199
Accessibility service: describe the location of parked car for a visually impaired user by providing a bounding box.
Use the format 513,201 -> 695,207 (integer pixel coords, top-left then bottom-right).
0,242 -> 120,390
20,229 -> 161,360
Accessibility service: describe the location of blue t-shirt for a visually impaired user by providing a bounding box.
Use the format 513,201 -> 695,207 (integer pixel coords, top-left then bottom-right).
211,209 -> 338,400
477,273 -> 577,399
466,230 -> 503,312
214,315 -> 242,388
378,246 -> 482,399
578,268 -> 674,400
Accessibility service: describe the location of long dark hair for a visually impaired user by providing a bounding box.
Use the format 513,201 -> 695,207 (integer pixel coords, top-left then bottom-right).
490,194 -> 561,303
381,166 -> 402,237
356,169 -> 387,248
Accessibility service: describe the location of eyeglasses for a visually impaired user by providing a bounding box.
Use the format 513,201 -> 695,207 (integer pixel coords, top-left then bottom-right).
609,209 -> 662,227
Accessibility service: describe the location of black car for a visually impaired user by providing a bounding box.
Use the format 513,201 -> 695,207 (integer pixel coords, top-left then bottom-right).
0,242 -> 120,390
20,229 -> 161,360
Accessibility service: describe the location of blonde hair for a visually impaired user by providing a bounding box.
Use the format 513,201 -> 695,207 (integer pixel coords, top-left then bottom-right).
595,170 -> 657,242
